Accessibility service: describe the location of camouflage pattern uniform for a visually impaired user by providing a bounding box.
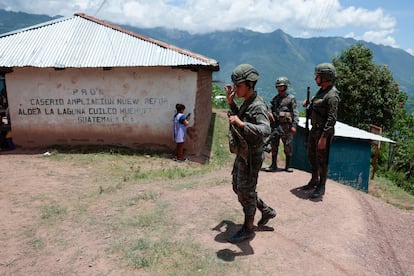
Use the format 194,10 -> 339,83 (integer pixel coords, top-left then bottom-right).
301,62 -> 340,199
226,64 -> 277,243
269,91 -> 299,168
229,92 -> 274,219
307,84 -> 340,196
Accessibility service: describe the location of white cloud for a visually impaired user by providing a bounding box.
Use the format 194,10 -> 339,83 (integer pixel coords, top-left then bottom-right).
338,6 -> 395,29
362,30 -> 398,48
344,32 -> 357,39
0,0 -> 401,48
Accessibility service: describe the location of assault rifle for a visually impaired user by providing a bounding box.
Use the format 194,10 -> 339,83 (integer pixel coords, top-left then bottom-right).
305,87 -> 311,146
263,125 -> 284,153
227,110 -> 249,162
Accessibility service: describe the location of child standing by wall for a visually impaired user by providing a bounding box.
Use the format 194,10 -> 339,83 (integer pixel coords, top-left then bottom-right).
173,103 -> 190,162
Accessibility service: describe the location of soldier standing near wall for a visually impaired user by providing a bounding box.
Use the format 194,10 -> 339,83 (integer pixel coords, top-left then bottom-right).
263,76 -> 299,172
302,63 -> 340,199
225,64 -> 276,243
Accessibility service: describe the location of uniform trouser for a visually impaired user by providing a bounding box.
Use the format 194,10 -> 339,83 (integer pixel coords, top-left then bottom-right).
232,152 -> 270,216
306,128 -> 332,185
270,131 -> 293,159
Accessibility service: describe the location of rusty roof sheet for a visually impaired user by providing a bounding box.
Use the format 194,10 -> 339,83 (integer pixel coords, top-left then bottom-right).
0,13 -> 219,70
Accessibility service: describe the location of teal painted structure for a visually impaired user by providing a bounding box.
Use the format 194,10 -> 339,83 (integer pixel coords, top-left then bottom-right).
291,127 -> 371,192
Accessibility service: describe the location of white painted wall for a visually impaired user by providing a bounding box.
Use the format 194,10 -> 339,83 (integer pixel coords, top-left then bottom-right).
7,66 -> 198,150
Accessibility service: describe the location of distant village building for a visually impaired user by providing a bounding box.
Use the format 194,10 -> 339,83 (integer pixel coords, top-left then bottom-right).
0,13 -> 219,157
292,118 -> 395,192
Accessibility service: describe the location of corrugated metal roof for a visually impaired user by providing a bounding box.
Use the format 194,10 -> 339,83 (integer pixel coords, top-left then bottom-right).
298,117 -> 395,143
0,13 -> 219,70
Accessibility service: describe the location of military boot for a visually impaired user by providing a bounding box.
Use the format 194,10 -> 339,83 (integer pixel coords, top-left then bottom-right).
264,155 -> 278,172
301,180 -> 318,190
310,178 -> 326,199
301,171 -> 319,190
257,207 -> 277,227
228,215 -> 255,243
285,156 -> 293,172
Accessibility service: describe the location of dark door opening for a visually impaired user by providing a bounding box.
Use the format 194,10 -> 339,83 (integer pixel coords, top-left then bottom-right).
0,73 -> 14,150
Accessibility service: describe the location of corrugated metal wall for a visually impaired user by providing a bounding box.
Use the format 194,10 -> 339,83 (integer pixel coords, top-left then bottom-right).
292,128 -> 371,192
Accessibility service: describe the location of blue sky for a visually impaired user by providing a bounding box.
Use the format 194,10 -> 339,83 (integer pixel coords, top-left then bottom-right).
0,0 -> 413,55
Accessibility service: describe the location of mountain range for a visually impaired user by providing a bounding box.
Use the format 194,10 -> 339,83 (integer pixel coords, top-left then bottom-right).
130,27 -> 414,103
1,9 -> 413,103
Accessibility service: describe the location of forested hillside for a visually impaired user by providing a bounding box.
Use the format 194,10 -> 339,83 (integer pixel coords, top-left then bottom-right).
1,9 -> 414,107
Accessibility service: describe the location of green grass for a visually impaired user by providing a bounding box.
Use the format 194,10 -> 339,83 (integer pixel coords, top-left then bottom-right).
40,203 -> 67,220
369,176 -> 414,210
35,113 -> 236,273
123,238 -> 225,275
16,109 -> 413,275
27,237 -> 45,250
104,196 -> 228,274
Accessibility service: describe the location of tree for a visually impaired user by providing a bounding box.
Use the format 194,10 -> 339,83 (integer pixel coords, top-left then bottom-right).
333,44 -> 414,195
332,43 -> 405,133
390,112 -> 414,187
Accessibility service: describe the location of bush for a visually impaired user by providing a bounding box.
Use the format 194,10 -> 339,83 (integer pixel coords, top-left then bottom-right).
212,84 -> 228,109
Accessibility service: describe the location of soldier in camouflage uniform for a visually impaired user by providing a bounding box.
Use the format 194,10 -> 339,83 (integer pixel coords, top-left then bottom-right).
302,63 -> 340,199
225,64 -> 277,243
263,76 -> 299,172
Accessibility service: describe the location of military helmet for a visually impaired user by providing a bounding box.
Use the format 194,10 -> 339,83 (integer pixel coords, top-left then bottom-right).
275,76 -> 290,87
315,63 -> 336,80
231,64 -> 259,84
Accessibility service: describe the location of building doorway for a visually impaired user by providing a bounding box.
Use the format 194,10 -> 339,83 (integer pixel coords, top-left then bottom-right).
0,73 -> 14,150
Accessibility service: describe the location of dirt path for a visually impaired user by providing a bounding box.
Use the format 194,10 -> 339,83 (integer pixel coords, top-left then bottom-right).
0,152 -> 413,275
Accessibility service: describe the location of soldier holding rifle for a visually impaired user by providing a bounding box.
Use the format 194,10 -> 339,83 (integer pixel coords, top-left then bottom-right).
225,64 -> 277,243
263,76 -> 299,172
302,63 -> 340,199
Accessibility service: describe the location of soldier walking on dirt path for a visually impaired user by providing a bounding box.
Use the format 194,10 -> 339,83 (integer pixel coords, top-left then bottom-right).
225,64 -> 277,243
